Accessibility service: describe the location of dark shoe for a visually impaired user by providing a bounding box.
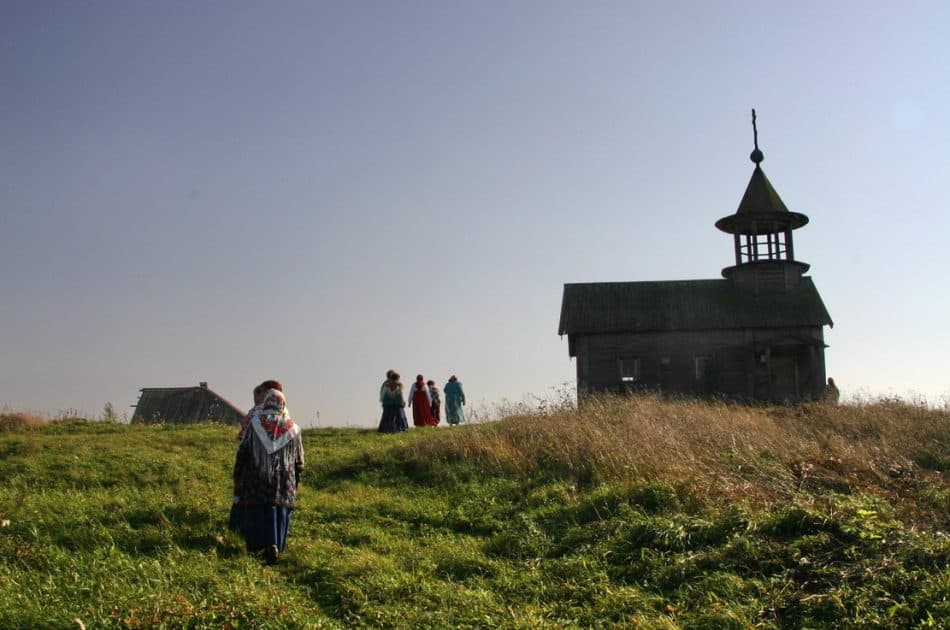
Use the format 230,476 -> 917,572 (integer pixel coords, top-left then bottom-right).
265,544 -> 279,565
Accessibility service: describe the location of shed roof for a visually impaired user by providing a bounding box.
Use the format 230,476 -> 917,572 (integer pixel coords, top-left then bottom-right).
131,384 -> 246,424
558,278 -> 833,336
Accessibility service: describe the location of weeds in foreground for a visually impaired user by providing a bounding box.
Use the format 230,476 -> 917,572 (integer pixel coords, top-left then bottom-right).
0,404 -> 120,431
0,394 -> 946,628
406,394 -> 947,515
0,410 -> 47,431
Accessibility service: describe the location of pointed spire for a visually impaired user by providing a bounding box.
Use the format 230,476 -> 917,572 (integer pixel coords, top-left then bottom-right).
736,166 -> 790,215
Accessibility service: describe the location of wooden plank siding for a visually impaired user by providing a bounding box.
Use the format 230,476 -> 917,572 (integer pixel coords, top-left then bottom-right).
571,327 -> 827,403
131,384 -> 246,425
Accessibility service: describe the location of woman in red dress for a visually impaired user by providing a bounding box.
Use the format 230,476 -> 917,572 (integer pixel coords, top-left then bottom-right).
407,374 -> 438,426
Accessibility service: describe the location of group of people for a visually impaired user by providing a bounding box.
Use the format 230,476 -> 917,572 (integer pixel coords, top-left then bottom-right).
226,374 -> 468,563
225,372 -> 837,565
378,371 -> 466,433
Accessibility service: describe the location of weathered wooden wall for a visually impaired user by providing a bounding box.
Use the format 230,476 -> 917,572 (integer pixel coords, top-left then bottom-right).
574,326 -> 826,402
131,387 -> 245,425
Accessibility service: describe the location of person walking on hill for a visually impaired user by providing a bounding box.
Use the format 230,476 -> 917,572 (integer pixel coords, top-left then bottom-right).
444,375 -> 466,425
408,374 -> 438,426
427,379 -> 441,424
231,387 -> 305,564
229,379 -> 282,533
378,370 -> 408,433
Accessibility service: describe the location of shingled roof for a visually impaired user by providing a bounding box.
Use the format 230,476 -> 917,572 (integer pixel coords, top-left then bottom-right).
131,383 -> 245,425
558,278 -> 833,336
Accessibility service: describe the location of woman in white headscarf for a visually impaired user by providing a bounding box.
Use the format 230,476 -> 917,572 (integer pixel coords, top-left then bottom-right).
231,388 -> 305,564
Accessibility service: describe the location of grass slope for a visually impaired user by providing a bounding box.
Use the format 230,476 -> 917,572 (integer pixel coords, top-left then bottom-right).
0,396 -> 947,629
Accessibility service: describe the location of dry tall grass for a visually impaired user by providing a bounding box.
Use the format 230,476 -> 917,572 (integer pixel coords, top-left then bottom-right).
0,411 -> 48,431
406,394 -> 949,518
0,407 -> 92,431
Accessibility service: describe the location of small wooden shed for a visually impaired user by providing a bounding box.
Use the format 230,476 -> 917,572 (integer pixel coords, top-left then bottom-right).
131,382 -> 246,425
559,115 -> 833,403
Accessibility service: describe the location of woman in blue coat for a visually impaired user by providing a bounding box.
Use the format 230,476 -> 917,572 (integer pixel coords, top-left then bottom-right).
443,375 -> 466,425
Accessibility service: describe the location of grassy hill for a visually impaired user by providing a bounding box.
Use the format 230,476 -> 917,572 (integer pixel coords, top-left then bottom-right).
0,395 -> 947,629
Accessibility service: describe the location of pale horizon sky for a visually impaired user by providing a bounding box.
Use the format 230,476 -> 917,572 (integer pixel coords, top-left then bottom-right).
2,1 -> 949,426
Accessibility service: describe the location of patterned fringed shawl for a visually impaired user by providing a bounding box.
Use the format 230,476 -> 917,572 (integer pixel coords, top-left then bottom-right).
238,389 -> 304,497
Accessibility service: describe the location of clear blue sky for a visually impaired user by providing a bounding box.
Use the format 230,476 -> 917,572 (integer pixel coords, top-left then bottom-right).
2,1 -> 949,425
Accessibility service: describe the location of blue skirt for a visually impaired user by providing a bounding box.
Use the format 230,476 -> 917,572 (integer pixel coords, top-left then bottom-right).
229,504 -> 292,552
379,406 -> 408,433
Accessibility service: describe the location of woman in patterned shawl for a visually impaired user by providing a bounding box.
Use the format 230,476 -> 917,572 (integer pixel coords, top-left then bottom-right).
231,388 -> 305,564
228,380 -> 282,532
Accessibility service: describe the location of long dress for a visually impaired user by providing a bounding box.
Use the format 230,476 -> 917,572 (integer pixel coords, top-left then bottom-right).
231,391 -> 304,560
408,382 -> 437,426
428,386 -> 441,424
444,380 -> 466,425
378,381 -> 407,433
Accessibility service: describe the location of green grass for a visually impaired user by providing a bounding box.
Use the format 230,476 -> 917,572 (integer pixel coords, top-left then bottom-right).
0,396 -> 947,628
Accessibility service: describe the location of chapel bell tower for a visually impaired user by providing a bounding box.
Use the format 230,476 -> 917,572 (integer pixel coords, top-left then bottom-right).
715,110 -> 810,294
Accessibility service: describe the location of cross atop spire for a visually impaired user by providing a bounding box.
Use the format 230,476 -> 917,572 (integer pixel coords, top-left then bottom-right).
750,108 -> 764,165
